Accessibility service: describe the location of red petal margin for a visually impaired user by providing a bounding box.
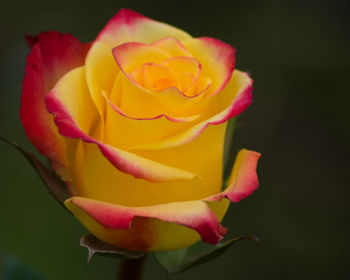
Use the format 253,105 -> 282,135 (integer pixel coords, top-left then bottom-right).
94,9 -> 191,45
20,32 -> 91,177
96,9 -> 146,41
64,149 -> 260,249
65,197 -> 227,245
182,37 -> 236,97
205,149 -> 261,203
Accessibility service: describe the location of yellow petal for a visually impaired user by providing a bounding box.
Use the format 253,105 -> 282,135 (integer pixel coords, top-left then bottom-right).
132,70 -> 252,150
152,37 -> 192,57
84,9 -> 192,131
45,67 -> 199,184
65,196 -> 227,251
183,37 -> 236,96
67,123 -> 226,206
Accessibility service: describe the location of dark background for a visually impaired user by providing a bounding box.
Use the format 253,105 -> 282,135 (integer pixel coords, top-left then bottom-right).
0,0 -> 349,279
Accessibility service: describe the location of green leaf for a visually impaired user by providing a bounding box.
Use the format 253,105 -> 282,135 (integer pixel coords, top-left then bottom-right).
0,254 -> 44,280
80,234 -> 145,264
153,235 -> 259,274
0,137 -> 70,207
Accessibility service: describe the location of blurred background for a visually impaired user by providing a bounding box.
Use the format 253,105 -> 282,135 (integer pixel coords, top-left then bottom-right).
1,0 -> 349,279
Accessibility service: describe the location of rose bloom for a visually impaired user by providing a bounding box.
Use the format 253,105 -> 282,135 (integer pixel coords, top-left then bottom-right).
20,9 -> 260,251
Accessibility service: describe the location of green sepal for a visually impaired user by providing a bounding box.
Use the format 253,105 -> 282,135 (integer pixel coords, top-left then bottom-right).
153,235 -> 259,274
0,137 -> 70,207
80,234 -> 145,264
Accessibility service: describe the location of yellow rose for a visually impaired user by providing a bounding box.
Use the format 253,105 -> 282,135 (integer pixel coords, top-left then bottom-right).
20,9 -> 260,251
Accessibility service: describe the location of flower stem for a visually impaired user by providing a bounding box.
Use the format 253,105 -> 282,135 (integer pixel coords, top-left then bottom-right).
118,256 -> 146,280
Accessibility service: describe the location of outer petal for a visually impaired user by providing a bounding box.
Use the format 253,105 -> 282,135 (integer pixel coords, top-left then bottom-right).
63,149 -> 260,251
65,196 -> 227,251
205,149 -> 261,202
20,32 -> 90,178
132,70 -> 252,150
85,9 -> 192,137
65,123 -> 226,207
96,9 -> 191,45
182,37 -> 235,96
103,90 -> 199,150
45,68 -> 198,183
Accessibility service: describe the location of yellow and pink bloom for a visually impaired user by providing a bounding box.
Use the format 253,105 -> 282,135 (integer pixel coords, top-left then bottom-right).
20,9 -> 260,251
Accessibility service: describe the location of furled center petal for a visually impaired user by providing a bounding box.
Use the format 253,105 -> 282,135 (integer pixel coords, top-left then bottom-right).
113,42 -> 170,75
138,56 -> 201,93
112,39 -> 207,98
142,63 -> 176,91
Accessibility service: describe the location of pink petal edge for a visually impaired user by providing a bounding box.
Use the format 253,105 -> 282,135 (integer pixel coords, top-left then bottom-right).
206,149 -> 261,203
66,197 -> 227,245
20,31 -> 91,178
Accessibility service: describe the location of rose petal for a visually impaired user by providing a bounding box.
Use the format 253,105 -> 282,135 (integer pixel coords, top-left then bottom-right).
65,196 -> 227,251
113,42 -> 170,75
205,149 -> 261,202
45,67 -> 198,183
142,63 -> 176,91
63,149 -> 260,251
103,90 -> 198,150
131,70 -> 252,150
59,122 -> 225,207
108,71 -> 202,119
151,37 -> 192,57
183,37 -> 235,96
112,42 -> 207,117
96,9 -> 191,45
104,90 -> 200,122
108,71 -> 174,119
85,9 -> 192,136
20,31 -> 90,178
47,67 -> 99,137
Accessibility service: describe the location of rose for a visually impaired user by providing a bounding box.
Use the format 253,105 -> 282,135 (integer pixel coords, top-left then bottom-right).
20,9 -> 260,251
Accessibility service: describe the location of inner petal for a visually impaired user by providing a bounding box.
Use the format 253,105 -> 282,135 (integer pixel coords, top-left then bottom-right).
112,42 -> 170,75
161,57 -> 201,93
142,63 -> 177,91
152,37 -> 193,57
173,72 -> 195,93
185,76 -> 212,98
161,57 -> 201,78
109,71 -> 173,118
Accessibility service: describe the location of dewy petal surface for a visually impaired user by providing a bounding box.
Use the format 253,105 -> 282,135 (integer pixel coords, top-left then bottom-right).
45,67 -> 198,183
85,9 -> 192,138
20,31 -> 90,178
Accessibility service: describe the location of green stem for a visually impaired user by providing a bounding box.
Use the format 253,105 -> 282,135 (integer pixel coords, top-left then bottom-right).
118,256 -> 146,280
